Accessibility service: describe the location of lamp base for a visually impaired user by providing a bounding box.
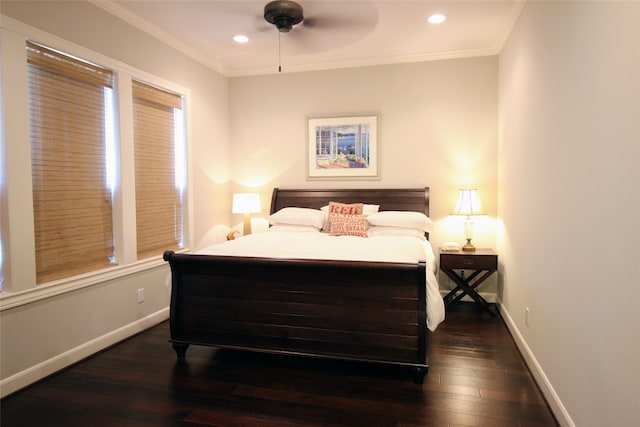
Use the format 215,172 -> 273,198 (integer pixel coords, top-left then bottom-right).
243,214 -> 252,235
462,239 -> 476,252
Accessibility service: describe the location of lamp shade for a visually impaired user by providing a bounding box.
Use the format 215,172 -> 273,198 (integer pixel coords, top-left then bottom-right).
453,189 -> 484,216
232,193 -> 261,214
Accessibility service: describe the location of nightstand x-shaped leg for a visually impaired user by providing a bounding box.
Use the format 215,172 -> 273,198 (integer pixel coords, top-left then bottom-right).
442,268 -> 496,316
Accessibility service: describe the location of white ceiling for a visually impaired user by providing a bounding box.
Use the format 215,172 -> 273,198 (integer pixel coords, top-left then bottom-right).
93,0 -> 525,77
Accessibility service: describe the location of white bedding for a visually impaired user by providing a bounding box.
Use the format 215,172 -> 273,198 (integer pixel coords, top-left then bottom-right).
196,230 -> 445,331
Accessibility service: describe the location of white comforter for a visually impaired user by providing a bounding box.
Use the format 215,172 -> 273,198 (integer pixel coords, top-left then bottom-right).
196,230 -> 445,331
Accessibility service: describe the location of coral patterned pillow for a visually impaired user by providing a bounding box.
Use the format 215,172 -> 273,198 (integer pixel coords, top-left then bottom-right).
329,213 -> 368,237
328,201 -> 363,215
324,202 -> 364,231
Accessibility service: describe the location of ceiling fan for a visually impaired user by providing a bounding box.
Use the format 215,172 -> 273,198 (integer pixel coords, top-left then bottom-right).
260,0 -> 377,72
263,0 -> 304,33
262,0 -> 305,71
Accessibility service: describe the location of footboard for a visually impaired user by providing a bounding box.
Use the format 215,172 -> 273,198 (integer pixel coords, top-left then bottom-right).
163,251 -> 428,383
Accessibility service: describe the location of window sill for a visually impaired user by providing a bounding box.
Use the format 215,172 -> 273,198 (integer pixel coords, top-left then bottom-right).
0,256 -> 169,311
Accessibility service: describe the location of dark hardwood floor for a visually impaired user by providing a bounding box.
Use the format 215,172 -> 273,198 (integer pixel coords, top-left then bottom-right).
1,303 -> 558,427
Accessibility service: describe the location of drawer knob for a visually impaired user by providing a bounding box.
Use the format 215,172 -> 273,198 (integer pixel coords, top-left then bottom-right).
463,258 -> 474,265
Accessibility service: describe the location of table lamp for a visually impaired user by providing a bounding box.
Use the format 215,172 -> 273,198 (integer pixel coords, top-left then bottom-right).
232,193 -> 261,235
453,188 -> 484,252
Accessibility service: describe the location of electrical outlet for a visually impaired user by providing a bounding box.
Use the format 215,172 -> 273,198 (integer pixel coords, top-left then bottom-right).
137,288 -> 144,303
525,307 -> 530,327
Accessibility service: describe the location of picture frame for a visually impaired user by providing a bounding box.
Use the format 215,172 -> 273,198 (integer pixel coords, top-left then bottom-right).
307,115 -> 379,179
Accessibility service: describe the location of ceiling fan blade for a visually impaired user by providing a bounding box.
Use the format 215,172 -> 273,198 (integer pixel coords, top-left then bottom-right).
303,11 -> 377,31
255,18 -> 273,33
283,15 -> 376,53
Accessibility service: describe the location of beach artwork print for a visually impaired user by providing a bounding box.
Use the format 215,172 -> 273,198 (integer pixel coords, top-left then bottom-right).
307,115 -> 378,179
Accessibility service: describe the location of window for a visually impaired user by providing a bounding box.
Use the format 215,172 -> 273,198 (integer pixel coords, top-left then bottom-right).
132,80 -> 184,259
15,40 -> 188,288
27,41 -> 115,284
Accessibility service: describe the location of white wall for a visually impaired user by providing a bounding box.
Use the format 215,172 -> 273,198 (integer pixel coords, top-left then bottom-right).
498,2 -> 640,426
228,59 -> 499,262
0,1 -> 231,396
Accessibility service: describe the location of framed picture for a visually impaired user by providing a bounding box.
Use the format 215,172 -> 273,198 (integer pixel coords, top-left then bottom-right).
307,115 -> 379,179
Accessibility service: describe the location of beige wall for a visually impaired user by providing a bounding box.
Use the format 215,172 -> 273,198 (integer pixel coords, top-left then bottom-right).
228,59 -> 499,256
498,2 -> 640,426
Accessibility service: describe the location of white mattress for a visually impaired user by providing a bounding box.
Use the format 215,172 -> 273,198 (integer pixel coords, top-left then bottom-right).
196,230 -> 445,331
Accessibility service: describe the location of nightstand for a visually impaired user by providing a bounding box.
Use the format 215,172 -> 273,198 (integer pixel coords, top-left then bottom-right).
440,249 -> 498,316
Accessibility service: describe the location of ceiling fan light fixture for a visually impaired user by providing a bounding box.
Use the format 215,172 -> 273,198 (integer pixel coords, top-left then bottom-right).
264,0 -> 304,33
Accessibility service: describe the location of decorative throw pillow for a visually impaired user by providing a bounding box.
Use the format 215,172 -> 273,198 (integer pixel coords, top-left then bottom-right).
321,203 -> 379,215
328,201 -> 363,215
329,213 -> 368,237
322,201 -> 364,232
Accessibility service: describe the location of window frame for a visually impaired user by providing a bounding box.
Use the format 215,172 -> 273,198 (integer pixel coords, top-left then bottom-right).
27,41 -> 118,283
132,79 -> 186,260
0,18 -> 193,310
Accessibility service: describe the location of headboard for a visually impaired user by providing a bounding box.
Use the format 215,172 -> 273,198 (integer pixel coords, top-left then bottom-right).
270,187 -> 430,217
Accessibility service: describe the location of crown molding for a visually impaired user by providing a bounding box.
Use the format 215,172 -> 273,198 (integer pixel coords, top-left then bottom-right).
88,0 -> 224,75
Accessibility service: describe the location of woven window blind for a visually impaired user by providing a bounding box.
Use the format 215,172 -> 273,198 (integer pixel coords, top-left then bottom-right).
26,41 -> 115,284
132,80 -> 183,259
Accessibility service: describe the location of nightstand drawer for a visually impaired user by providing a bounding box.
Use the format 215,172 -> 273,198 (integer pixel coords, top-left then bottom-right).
440,253 -> 497,270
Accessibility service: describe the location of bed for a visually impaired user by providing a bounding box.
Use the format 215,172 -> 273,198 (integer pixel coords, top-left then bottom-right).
163,187 -> 443,383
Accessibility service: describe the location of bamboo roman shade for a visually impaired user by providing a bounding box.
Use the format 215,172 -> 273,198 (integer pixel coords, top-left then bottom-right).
132,80 -> 183,259
26,41 -> 115,284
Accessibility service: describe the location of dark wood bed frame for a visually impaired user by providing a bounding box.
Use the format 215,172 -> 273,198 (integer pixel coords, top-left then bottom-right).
163,187 -> 431,383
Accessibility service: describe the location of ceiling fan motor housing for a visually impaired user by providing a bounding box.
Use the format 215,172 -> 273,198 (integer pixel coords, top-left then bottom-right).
264,0 -> 304,33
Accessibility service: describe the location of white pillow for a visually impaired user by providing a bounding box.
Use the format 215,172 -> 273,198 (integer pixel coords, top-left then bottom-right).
366,211 -> 434,232
268,207 -> 325,229
367,226 -> 426,240
268,224 -> 321,233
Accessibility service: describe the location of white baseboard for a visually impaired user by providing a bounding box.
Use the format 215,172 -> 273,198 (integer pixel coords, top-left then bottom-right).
497,302 -> 575,427
0,307 -> 169,398
439,290 -> 574,426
